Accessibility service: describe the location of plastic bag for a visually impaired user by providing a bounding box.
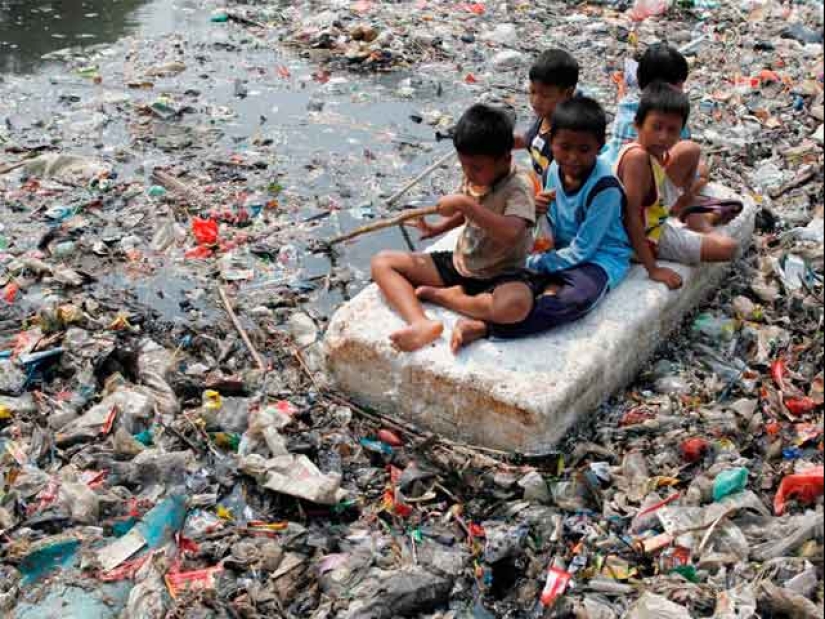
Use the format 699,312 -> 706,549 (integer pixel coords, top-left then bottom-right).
532,216 -> 554,254
192,217 -> 219,245
630,0 -> 672,21
628,592 -> 691,619
774,466 -> 824,515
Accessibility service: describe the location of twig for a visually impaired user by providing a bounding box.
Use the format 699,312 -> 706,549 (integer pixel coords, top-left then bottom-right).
328,150 -> 455,246
217,285 -> 267,372
151,168 -> 209,210
293,347 -> 321,392
385,150 -> 456,208
769,166 -> 821,199
0,160 -> 28,175
329,205 -> 438,245
155,414 -> 206,454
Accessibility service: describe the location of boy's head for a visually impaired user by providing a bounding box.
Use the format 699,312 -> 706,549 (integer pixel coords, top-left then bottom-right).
453,104 -> 514,186
528,49 -> 579,121
637,43 -> 689,91
549,96 -> 606,180
635,82 -> 690,156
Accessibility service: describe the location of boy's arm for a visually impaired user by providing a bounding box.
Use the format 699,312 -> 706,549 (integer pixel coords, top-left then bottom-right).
438,194 -> 528,246
621,152 -> 683,290
526,187 -> 619,273
415,212 -> 465,239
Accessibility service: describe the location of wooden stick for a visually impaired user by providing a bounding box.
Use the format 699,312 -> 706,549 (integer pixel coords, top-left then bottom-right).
217,285 -> 267,371
769,166 -> 821,199
329,205 -> 438,245
151,168 -> 208,209
385,149 -> 456,208
0,160 -> 29,175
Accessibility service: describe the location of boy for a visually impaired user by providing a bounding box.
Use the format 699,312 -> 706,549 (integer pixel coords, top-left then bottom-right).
604,43 -> 695,165
515,49 -> 579,210
616,82 -> 738,291
417,97 -> 632,352
371,104 -> 536,352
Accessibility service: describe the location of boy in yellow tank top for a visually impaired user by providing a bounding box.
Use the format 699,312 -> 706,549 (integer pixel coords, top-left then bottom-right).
616,83 -> 738,290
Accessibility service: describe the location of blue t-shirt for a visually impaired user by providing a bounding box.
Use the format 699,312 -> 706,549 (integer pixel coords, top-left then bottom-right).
526,157 -> 632,290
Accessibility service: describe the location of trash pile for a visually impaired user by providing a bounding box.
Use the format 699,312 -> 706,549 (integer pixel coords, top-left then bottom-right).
1,0 -> 823,617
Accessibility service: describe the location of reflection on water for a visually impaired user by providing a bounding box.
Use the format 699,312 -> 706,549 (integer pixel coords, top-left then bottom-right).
0,0 -> 150,74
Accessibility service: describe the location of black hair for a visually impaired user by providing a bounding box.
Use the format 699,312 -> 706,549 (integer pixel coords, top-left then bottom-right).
637,43 -> 689,90
635,81 -> 691,128
549,96 -> 607,145
529,49 -> 579,89
452,104 -> 514,158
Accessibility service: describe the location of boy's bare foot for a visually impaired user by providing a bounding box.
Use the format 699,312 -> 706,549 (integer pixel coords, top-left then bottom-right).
415,285 -> 464,306
390,320 -> 444,352
450,318 -> 488,354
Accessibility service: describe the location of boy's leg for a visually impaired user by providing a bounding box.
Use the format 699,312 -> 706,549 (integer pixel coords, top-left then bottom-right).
700,233 -> 738,263
448,282 -> 535,353
370,250 -> 445,351
665,140 -> 701,191
416,281 -> 533,324
482,265 -> 608,343
658,222 -> 737,265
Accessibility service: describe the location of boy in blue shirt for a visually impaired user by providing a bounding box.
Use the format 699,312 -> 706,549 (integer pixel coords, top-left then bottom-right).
417,97 -> 632,352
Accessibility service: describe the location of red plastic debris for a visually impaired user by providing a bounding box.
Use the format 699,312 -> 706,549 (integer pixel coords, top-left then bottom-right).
2,281 -> 19,304
460,2 -> 486,14
620,408 -> 656,426
770,359 -> 788,391
785,396 -> 820,416
680,438 -> 709,463
540,566 -> 572,607
192,217 -> 219,245
378,429 -> 403,447
774,466 -> 825,515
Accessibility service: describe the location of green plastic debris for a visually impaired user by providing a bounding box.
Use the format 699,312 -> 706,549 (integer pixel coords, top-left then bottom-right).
713,467 -> 749,502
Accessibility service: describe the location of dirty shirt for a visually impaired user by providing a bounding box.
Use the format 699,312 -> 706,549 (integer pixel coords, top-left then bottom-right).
453,169 -> 536,279
526,157 -> 632,290
524,117 -> 553,186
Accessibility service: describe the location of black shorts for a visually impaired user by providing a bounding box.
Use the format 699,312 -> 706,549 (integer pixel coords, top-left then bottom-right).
430,251 -> 533,297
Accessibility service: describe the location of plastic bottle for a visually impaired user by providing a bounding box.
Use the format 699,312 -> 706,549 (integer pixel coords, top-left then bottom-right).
713,467 -> 749,501
692,312 -> 737,341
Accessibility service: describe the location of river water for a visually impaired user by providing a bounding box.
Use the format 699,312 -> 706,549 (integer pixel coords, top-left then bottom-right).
0,0 -> 480,319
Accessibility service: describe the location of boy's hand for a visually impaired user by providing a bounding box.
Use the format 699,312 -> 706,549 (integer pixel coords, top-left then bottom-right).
410,217 -> 439,240
437,194 -> 469,217
535,190 -> 556,216
649,266 -> 683,290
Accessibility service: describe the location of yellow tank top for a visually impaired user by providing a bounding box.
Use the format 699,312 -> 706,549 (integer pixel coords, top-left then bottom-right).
616,143 -> 670,244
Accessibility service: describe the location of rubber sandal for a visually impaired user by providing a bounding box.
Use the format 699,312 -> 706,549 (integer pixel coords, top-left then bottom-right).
678,198 -> 744,225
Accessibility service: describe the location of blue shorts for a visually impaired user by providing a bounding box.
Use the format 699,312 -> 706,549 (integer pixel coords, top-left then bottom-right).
488,263 -> 609,339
